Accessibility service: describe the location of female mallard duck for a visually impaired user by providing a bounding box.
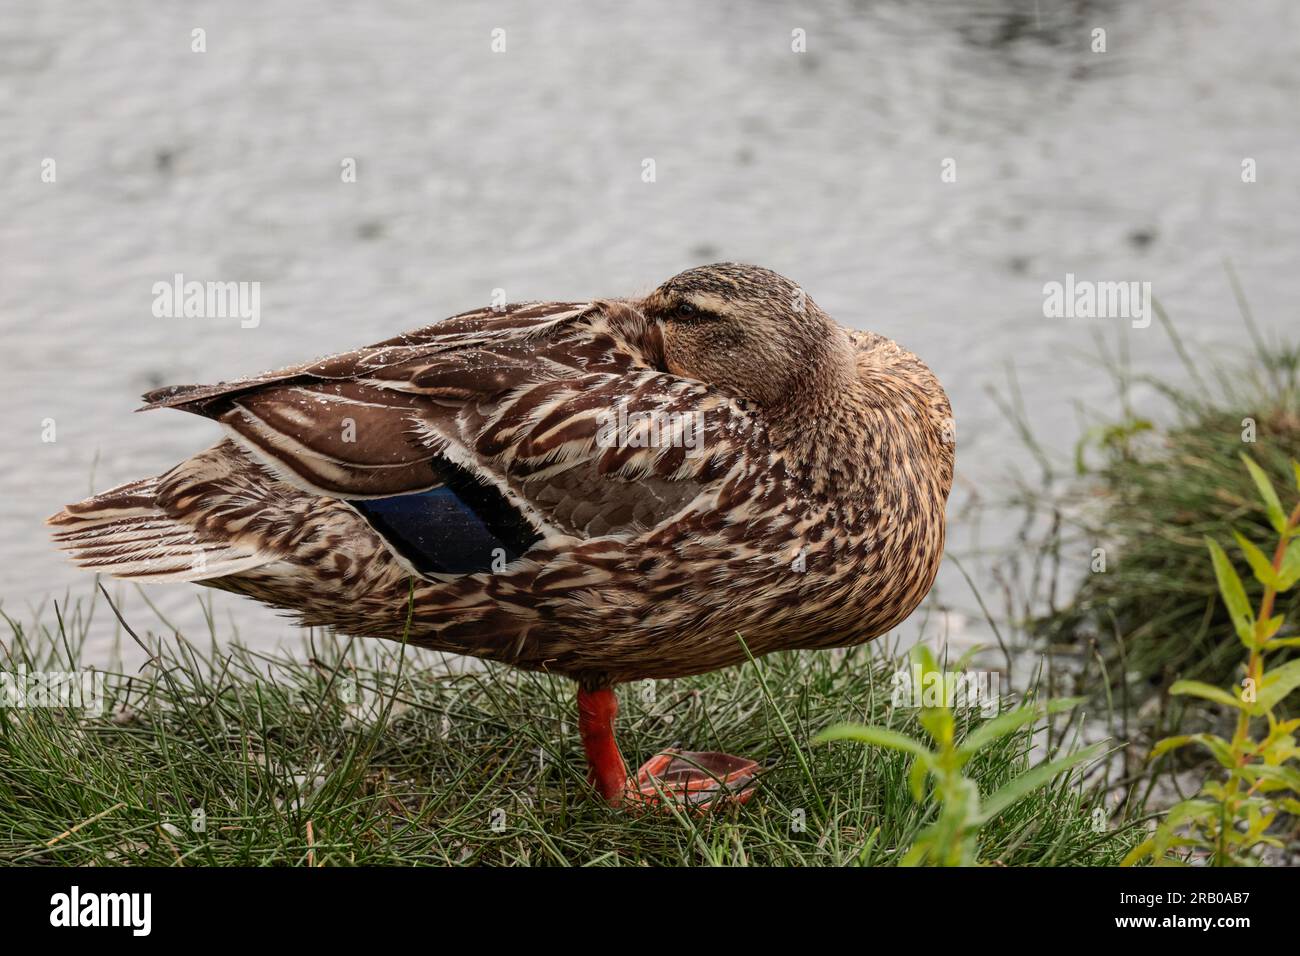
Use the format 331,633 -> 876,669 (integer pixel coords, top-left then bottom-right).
49,263 -> 954,808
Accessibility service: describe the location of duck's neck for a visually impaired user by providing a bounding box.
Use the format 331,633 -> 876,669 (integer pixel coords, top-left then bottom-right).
766,334 -> 936,503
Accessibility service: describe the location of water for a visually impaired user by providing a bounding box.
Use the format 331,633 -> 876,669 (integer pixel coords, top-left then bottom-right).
2,0 -> 1298,663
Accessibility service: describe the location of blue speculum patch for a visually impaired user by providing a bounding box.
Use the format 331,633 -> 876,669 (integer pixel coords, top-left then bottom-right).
351,470 -> 541,575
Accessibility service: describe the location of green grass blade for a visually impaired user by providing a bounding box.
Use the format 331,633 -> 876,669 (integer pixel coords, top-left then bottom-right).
976,742 -> 1107,824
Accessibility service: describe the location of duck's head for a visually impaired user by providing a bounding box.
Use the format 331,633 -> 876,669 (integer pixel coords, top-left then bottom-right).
640,262 -> 854,411
637,261 -> 953,498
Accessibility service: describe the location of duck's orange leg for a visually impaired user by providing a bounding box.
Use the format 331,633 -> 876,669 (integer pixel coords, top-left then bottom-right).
577,686 -> 759,810
577,686 -> 628,804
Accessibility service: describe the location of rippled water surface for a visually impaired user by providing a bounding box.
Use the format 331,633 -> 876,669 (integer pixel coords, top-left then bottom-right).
2,0 -> 1298,662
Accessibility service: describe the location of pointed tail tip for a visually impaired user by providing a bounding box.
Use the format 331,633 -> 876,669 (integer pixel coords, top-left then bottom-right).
46,496 -> 106,527
138,382 -> 204,411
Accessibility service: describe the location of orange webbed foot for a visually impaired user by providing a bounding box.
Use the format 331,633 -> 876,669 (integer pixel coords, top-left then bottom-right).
626,749 -> 760,811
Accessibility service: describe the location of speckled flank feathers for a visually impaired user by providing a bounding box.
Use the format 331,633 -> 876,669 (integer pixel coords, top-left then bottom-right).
49,264 -> 954,689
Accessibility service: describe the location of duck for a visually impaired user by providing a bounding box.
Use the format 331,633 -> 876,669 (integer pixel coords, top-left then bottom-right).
49,263 -> 954,809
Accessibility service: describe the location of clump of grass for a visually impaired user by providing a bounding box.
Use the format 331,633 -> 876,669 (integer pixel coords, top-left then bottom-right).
0,593 -> 1138,866
1027,321 -> 1300,696
1041,397 -> 1300,691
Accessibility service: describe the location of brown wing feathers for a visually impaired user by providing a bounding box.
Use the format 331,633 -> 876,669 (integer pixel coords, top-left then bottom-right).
65,298 -> 731,582
140,302 -> 599,499
218,383 -> 441,497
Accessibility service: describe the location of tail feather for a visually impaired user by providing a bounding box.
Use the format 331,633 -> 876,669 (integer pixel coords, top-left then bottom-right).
47,474 -> 268,582
46,476 -> 160,526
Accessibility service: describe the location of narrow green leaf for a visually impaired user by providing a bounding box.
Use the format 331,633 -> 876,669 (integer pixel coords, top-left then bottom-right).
1254,659 -> 1300,713
975,741 -> 1106,824
1206,538 -> 1255,646
956,707 -> 1042,758
1241,453 -> 1287,534
813,723 -> 933,759
1279,539 -> 1300,591
1234,532 -> 1281,589
1151,733 -> 1234,767
1149,735 -> 1194,759
1168,679 -> 1247,710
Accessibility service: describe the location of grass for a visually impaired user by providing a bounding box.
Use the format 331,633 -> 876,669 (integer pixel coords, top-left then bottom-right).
1004,307 -> 1300,698
1036,381 -> 1300,692
0,592 -> 1138,866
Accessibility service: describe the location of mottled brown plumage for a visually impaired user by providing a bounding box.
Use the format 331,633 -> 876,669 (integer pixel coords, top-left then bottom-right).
49,263 -> 952,804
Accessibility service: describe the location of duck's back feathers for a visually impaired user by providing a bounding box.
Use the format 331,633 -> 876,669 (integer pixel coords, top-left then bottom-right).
135,300 -> 734,546
138,301 -> 595,412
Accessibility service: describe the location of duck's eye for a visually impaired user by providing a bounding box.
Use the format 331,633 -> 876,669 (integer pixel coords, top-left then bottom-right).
675,300 -> 700,320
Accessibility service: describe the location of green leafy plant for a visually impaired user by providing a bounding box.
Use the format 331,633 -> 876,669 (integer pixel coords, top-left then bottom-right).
1125,454 -> 1300,866
814,645 -> 1104,866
